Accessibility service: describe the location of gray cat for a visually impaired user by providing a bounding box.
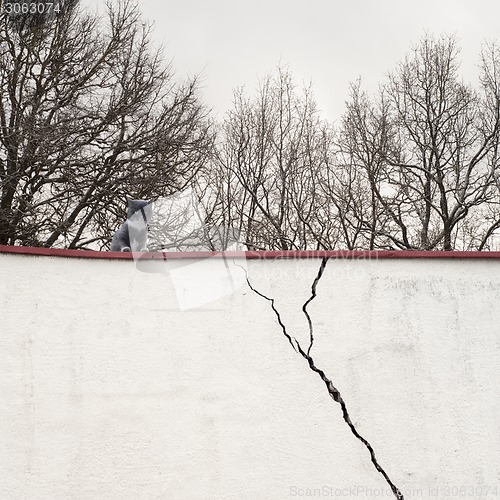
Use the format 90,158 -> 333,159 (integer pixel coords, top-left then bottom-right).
110,199 -> 153,252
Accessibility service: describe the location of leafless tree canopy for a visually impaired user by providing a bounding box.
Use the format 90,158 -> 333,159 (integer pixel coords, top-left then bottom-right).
0,12 -> 499,253
0,0 -> 212,249
200,36 -> 500,251
199,68 -> 338,251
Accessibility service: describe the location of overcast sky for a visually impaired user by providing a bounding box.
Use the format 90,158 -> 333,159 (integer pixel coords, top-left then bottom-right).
83,0 -> 500,122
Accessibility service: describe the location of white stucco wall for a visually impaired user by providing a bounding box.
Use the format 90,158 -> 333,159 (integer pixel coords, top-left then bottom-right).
0,251 -> 499,500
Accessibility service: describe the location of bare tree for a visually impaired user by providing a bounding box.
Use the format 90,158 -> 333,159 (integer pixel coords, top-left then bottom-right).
336,36 -> 500,250
330,81 -> 404,249
386,35 -> 500,250
202,67 -> 338,251
0,0 -> 213,249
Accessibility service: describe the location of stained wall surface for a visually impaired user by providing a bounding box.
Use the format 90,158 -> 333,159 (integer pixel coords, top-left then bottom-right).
0,250 -> 499,500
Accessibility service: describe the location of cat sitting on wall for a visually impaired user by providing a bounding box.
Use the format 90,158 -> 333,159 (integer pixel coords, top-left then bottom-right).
110,199 -> 153,252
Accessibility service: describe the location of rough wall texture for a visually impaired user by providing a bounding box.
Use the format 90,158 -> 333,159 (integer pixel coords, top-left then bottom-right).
0,251 -> 499,499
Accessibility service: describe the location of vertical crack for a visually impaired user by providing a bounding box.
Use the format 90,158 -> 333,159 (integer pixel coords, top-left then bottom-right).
303,256 -> 329,355
235,259 -> 404,500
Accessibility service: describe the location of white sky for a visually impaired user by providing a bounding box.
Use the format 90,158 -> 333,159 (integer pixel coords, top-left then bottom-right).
82,0 -> 500,122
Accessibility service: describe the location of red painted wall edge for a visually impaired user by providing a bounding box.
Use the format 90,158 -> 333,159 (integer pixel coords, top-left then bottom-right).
1,245 -> 500,260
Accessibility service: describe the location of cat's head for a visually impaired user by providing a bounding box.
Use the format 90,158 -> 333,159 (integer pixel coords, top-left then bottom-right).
127,199 -> 153,221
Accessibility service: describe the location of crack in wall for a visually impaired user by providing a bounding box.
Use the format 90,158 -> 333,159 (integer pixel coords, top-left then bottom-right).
303,256 -> 329,356
235,258 -> 404,500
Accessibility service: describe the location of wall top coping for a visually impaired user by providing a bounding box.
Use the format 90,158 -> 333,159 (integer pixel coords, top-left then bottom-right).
1,245 -> 500,260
